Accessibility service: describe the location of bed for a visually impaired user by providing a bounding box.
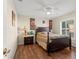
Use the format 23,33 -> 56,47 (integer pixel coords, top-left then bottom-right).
35,27 -> 71,55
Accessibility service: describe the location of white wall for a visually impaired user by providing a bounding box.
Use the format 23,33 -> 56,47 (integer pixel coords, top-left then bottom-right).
35,17 -> 49,27
3,0 -> 18,59
52,11 -> 76,47
17,16 -> 49,45
18,16 -> 49,31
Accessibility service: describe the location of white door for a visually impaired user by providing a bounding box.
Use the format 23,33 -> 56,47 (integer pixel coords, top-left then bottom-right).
3,0 -> 8,59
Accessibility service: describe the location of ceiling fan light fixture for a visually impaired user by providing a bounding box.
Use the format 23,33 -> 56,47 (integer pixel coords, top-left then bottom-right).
47,12 -> 51,15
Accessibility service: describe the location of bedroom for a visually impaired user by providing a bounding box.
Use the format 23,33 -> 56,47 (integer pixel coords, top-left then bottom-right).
3,0 -> 76,59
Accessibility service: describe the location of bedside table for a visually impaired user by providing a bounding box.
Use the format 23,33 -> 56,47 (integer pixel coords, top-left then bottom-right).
24,35 -> 34,45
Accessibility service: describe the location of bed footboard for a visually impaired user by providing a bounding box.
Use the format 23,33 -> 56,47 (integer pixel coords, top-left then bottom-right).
47,37 -> 71,53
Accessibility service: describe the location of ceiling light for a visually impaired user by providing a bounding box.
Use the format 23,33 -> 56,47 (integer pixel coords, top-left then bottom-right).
47,12 -> 51,15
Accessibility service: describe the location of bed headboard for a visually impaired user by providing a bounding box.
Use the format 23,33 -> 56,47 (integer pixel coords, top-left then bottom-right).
36,27 -> 49,32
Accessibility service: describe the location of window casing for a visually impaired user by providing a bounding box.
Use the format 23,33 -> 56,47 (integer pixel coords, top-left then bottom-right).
60,20 -> 74,36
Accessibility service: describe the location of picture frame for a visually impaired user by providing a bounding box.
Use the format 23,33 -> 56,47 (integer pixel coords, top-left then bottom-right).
42,20 -> 45,24
30,18 -> 36,30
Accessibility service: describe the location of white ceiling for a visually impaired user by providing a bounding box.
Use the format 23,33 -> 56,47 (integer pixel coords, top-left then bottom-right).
14,0 -> 75,18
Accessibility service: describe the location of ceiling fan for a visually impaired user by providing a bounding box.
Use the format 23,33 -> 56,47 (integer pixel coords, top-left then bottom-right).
33,0 -> 59,15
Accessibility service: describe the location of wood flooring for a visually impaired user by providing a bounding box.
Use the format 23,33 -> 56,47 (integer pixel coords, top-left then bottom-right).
14,44 -> 76,59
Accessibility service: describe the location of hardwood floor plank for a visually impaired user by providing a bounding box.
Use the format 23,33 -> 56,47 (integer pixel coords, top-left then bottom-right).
14,44 -> 76,59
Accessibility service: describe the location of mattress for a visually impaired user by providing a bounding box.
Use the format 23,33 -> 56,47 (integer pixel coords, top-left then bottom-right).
49,32 -> 69,39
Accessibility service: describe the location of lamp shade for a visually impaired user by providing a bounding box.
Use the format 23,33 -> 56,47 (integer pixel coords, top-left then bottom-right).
69,24 -> 75,32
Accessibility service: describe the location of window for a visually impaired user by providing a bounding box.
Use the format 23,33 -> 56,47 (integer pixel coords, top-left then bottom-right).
61,20 -> 74,35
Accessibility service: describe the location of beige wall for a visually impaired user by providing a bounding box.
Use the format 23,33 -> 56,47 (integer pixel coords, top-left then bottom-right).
18,16 -> 49,31
3,0 -> 18,59
52,11 -> 75,34
17,16 -> 49,45
17,11 -> 76,46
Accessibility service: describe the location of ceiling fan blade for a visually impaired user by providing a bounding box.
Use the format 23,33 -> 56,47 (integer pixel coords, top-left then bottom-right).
33,0 -> 47,7
35,8 -> 43,11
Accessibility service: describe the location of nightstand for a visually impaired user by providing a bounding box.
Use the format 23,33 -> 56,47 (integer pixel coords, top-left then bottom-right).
24,35 -> 34,45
